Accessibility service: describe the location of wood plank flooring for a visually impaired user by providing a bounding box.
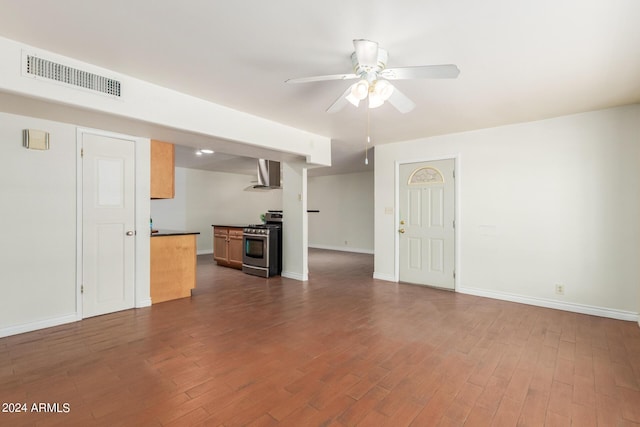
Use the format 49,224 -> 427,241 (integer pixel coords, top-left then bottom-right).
1,249 -> 639,426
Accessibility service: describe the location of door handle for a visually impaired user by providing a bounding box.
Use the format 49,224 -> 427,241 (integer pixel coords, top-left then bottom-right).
126,231 -> 135,236
398,228 -> 405,234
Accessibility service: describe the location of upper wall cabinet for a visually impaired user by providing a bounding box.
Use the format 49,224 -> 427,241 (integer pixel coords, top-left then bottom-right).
150,140 -> 175,199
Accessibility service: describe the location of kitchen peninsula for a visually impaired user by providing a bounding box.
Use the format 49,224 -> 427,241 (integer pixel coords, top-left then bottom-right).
150,230 -> 200,304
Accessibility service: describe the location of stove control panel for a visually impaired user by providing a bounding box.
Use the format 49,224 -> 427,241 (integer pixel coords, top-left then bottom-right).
243,227 -> 270,235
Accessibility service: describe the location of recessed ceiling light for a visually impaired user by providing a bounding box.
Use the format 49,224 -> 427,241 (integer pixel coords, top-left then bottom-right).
200,149 -> 214,154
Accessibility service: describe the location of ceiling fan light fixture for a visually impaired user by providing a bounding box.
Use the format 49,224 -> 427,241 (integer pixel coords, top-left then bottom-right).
345,92 -> 361,107
351,80 -> 369,100
374,79 -> 394,101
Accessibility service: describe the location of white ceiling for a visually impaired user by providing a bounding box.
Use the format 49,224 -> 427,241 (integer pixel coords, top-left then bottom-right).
0,0 -> 639,176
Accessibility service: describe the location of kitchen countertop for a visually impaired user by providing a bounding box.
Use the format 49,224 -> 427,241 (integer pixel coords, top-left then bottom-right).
211,224 -> 248,228
151,229 -> 201,237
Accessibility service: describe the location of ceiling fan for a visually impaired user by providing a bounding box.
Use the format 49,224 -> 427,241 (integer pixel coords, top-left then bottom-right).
286,39 -> 460,114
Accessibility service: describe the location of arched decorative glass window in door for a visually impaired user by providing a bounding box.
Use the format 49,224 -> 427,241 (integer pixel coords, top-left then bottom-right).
407,167 -> 444,185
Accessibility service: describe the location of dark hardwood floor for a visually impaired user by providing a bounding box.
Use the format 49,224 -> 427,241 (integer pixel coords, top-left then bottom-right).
1,249 -> 639,426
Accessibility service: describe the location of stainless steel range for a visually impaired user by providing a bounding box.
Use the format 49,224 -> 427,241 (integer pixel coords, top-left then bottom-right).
242,212 -> 282,278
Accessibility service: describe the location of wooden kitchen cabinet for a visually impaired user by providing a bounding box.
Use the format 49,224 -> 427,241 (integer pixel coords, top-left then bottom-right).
150,139 -> 175,199
213,228 -> 229,262
212,226 -> 244,269
228,229 -> 244,268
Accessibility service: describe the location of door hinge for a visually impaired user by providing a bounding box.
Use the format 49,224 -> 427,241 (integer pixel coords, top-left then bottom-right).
81,284 -> 84,294
453,219 -> 455,228
81,148 -> 84,157
453,169 -> 455,179
453,271 -> 456,279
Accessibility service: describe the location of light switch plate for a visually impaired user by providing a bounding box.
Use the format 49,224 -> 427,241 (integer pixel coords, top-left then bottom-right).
23,129 -> 50,150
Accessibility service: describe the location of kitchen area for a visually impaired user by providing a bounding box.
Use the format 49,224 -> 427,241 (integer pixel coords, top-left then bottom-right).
150,141 -> 288,304
214,211 -> 283,278
149,138 -> 373,304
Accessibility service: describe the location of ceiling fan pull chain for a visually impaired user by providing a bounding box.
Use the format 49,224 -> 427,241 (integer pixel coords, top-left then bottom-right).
367,106 -> 371,143
365,106 -> 371,165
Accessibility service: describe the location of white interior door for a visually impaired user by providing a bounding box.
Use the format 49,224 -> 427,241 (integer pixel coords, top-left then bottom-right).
82,132 -> 135,318
399,159 -> 455,289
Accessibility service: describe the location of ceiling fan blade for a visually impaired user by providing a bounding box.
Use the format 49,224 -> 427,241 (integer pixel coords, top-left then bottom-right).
326,84 -> 356,113
386,85 -> 416,113
353,39 -> 379,67
380,64 -> 460,80
286,73 -> 358,84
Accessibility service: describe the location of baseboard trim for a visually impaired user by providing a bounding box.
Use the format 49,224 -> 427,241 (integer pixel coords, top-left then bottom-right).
458,286 -> 639,322
309,244 -> 374,255
282,271 -> 309,282
373,272 -> 396,282
197,249 -> 213,255
136,298 -> 152,308
0,314 -> 79,338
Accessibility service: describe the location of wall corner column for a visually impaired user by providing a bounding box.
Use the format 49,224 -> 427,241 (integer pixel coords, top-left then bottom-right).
281,161 -> 308,281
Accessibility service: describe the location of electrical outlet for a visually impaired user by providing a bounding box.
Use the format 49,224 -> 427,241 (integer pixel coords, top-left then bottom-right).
555,284 -> 565,295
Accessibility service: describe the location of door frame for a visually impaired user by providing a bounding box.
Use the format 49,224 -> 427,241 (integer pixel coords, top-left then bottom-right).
75,127 -> 152,319
394,155 -> 461,289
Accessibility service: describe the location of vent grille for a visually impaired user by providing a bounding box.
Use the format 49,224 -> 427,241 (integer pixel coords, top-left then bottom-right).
25,55 -> 121,97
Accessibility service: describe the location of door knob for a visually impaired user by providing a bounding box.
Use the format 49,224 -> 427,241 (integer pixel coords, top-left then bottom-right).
126,231 -> 135,236
398,228 -> 405,234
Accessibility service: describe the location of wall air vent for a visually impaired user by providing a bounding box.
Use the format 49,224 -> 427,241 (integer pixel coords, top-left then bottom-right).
24,54 -> 121,97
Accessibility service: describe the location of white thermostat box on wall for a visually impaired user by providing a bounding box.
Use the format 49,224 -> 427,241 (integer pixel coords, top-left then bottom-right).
23,129 -> 50,150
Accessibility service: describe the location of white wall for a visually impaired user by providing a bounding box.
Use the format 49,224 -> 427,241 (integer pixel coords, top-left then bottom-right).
151,167 -> 282,254
375,104 -> 640,320
0,112 -> 77,331
308,171 -> 374,253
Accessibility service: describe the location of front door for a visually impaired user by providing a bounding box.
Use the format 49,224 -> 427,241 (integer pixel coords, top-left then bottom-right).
399,159 -> 455,289
81,131 -> 136,317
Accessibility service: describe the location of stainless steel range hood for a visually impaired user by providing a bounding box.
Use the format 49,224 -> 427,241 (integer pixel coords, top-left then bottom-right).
254,159 -> 281,189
